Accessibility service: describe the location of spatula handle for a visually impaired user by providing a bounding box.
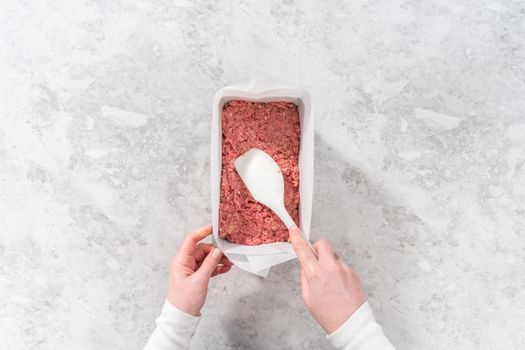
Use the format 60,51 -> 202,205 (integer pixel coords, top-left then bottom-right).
277,208 -> 318,257
277,209 -> 296,229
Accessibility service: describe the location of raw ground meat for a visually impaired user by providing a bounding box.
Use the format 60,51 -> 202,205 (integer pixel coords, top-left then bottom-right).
219,100 -> 300,245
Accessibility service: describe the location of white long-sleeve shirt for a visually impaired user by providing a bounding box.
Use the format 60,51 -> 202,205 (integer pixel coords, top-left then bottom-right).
144,301 -> 395,350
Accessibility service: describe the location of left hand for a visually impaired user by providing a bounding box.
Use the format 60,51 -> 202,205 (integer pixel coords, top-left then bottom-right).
167,224 -> 232,316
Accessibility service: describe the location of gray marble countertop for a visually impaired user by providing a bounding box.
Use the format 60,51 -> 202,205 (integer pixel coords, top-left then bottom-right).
1,1 -> 524,349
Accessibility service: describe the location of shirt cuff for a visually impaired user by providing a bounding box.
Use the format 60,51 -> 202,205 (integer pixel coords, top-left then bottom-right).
160,300 -> 201,328
155,300 -> 201,346
326,301 -> 374,348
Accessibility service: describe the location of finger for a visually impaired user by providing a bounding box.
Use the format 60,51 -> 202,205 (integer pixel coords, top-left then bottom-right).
300,270 -> 309,299
192,243 -> 213,262
195,250 -> 232,270
311,243 -> 319,255
178,224 -> 212,257
219,255 -> 233,267
300,269 -> 308,288
211,264 -> 232,277
313,239 -> 336,263
289,225 -> 318,271
207,256 -> 232,275
194,245 -> 232,266
194,248 -> 223,280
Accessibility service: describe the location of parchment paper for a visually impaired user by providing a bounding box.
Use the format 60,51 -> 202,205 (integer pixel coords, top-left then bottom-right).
210,78 -> 314,277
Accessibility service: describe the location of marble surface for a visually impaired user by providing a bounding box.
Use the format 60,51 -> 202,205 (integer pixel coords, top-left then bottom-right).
1,1 -> 524,349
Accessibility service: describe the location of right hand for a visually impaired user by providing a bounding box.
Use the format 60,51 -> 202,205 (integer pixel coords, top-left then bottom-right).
289,226 -> 367,334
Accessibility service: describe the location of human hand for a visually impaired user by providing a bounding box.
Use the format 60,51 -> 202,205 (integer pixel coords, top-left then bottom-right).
167,224 -> 232,316
289,226 -> 366,334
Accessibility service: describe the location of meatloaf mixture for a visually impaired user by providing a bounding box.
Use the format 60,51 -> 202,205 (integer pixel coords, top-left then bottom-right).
219,100 -> 300,245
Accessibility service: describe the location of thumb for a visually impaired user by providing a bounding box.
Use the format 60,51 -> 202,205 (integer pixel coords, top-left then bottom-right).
289,225 -> 318,265
194,248 -> 223,281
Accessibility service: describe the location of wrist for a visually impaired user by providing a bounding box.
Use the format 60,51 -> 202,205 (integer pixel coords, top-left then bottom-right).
167,294 -> 202,317
326,301 -> 384,350
319,299 -> 367,334
322,311 -> 355,334
166,298 -> 202,317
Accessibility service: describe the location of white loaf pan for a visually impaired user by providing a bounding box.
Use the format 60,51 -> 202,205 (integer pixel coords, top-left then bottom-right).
210,78 -> 314,277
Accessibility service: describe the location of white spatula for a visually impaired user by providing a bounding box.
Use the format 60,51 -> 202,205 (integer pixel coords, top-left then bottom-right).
234,148 -> 298,230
